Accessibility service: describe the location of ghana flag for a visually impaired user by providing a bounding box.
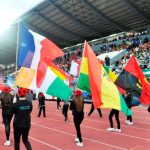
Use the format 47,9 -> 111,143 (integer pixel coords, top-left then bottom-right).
115,55 -> 150,104
77,41 -> 132,116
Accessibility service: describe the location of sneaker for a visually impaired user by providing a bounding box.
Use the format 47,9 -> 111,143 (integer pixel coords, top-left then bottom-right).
74,137 -> 79,143
127,121 -> 133,125
114,129 -> 121,132
125,120 -> 129,124
4,140 -> 10,146
106,128 -> 115,132
76,142 -> 83,147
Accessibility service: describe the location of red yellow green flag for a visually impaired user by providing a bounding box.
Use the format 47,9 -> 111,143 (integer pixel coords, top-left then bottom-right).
77,41 -> 132,116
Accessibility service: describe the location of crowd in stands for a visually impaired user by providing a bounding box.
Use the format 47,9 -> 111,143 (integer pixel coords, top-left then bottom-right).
0,32 -> 150,81
54,33 -> 150,78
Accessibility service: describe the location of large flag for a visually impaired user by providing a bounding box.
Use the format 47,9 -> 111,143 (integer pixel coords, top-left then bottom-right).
77,41 -> 132,116
103,66 -> 117,82
115,55 -> 150,104
103,66 -> 125,95
18,24 -> 64,67
15,66 -> 72,101
49,62 -> 73,87
17,24 -> 64,88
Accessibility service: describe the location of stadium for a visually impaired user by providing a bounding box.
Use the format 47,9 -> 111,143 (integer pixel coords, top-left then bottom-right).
0,0 -> 150,150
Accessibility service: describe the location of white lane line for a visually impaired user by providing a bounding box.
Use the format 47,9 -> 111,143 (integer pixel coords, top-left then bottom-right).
32,122 -> 128,150
32,110 -> 150,131
0,125 -> 64,150
35,116 -> 150,141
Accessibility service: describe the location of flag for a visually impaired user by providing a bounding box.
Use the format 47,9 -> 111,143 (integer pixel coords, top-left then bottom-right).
115,55 -> 150,104
15,66 -> 72,101
18,24 -> 64,67
49,62 -> 73,87
103,66 -> 125,95
17,24 -> 64,88
77,41 -> 132,116
103,66 -> 118,82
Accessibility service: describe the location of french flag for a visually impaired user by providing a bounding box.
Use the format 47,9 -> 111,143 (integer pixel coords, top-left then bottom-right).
17,24 -> 64,87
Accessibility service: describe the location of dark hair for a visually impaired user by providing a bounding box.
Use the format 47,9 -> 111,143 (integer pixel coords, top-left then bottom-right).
0,93 -> 14,107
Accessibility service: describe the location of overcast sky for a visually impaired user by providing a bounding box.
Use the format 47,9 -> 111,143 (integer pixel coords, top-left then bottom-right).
0,0 -> 44,33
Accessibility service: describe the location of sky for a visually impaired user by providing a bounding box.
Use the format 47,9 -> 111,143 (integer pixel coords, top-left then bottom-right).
0,0 -> 44,34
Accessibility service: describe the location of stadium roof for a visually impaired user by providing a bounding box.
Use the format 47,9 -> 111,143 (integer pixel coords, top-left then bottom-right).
0,0 -> 150,64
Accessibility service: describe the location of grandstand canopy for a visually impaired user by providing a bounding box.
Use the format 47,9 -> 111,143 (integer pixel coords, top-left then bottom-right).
0,0 -> 150,64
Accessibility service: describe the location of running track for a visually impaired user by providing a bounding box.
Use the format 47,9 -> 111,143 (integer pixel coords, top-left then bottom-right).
0,101 -> 150,150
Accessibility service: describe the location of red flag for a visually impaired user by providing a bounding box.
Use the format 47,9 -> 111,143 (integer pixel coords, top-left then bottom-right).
116,55 -> 150,104
84,41 -> 103,107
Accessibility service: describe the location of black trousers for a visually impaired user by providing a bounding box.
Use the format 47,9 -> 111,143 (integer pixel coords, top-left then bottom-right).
2,114 -> 13,140
62,104 -> 69,121
148,106 -> 150,113
38,106 -> 46,117
14,127 -> 32,150
109,109 -> 120,129
73,115 -> 84,142
88,103 -> 102,117
57,100 -> 61,110
127,106 -> 132,122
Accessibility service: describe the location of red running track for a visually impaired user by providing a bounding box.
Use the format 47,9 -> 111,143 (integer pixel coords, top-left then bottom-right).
0,101 -> 150,150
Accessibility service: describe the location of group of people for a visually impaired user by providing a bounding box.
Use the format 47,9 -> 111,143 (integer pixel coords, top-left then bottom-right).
0,87 -> 32,150
0,85 -> 150,149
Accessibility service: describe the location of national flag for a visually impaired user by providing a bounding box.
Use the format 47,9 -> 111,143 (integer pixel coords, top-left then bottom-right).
49,62 -> 73,87
103,66 -> 125,95
103,66 -> 118,82
115,55 -> 150,104
18,24 -> 64,67
18,24 -> 64,88
77,41 -> 132,116
15,66 -> 72,101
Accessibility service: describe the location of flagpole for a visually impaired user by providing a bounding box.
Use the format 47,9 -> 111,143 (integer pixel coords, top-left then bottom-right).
15,23 -> 20,72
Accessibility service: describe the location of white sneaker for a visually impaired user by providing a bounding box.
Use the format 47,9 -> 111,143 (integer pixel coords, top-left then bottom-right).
127,121 -> 133,125
4,140 -> 10,146
125,120 -> 129,124
106,128 -> 115,132
74,137 -> 79,143
114,129 -> 121,132
76,142 -> 83,147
